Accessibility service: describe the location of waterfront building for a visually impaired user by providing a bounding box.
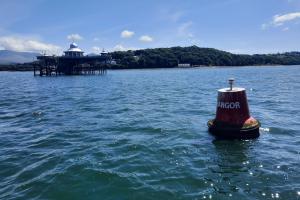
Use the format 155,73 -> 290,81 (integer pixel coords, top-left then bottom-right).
35,43 -> 111,76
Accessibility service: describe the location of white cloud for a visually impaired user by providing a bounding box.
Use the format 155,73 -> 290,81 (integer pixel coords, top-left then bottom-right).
272,12 -> 300,26
261,23 -> 268,30
93,37 -> 99,41
175,21 -> 200,45
139,35 -> 153,42
160,9 -> 185,22
114,44 -> 126,51
113,44 -> 136,51
282,27 -> 290,31
177,21 -> 193,36
67,33 -> 83,41
0,36 -> 61,54
168,11 -> 184,22
92,46 -> 101,53
263,12 -> 300,29
121,30 -> 135,38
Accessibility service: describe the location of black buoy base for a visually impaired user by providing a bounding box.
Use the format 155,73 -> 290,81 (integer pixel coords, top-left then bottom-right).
207,120 -> 260,139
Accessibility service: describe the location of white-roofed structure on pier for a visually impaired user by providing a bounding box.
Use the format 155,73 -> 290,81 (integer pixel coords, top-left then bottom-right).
35,42 -> 112,76
64,43 -> 84,58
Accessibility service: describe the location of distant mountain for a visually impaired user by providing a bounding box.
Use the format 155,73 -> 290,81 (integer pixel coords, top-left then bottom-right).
0,50 -> 40,64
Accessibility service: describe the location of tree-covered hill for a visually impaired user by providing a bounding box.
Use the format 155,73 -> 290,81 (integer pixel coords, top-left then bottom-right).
110,46 -> 300,69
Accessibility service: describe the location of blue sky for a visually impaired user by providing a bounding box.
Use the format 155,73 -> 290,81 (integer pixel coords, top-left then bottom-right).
0,0 -> 299,54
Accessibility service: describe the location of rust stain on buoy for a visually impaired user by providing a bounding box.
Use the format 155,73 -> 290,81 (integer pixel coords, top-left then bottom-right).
208,78 -> 260,139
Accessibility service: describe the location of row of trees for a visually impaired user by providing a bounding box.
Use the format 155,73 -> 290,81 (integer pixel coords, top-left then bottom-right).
110,46 -> 300,69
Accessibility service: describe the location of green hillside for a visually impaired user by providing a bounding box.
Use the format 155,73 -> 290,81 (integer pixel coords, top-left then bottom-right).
111,46 -> 300,69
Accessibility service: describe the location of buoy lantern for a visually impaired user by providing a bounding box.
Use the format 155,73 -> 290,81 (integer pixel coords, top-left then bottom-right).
208,78 -> 260,139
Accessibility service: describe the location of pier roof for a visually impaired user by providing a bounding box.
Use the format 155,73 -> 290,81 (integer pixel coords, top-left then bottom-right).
64,42 -> 84,53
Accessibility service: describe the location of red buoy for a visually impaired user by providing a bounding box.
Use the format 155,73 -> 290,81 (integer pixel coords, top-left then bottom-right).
208,79 -> 260,139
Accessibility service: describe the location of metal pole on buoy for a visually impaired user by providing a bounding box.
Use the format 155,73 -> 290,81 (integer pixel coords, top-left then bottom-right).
207,79 -> 260,139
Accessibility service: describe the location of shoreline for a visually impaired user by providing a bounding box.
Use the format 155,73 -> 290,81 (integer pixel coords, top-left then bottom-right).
0,64 -> 298,72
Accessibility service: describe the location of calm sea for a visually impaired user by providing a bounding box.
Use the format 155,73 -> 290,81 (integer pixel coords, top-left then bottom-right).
0,66 -> 300,200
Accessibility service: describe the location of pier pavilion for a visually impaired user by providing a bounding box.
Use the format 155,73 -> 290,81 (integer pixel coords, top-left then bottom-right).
34,43 -> 111,76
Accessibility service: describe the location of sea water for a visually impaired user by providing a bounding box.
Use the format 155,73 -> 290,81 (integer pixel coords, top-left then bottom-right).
0,66 -> 300,199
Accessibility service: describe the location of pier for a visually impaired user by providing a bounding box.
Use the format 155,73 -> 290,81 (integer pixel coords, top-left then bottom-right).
34,43 -> 111,76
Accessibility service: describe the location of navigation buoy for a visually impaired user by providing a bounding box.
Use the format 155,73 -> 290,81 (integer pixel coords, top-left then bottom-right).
208,78 -> 260,139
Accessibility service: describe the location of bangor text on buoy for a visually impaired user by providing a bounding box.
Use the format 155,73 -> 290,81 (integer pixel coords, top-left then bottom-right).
217,102 -> 240,109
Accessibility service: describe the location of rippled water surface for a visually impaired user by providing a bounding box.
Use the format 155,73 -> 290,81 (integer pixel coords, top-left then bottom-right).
1,66 -> 300,200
